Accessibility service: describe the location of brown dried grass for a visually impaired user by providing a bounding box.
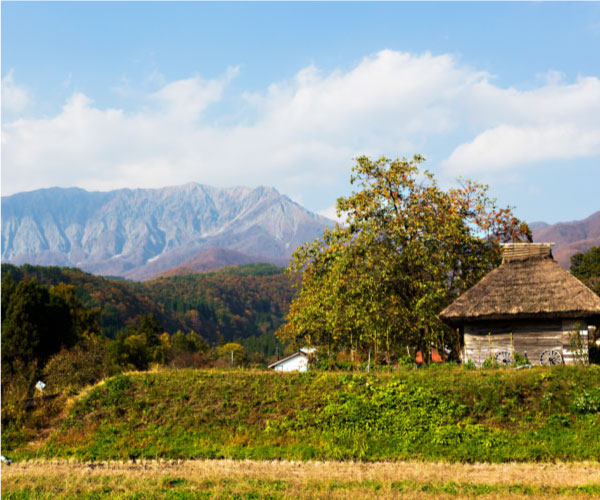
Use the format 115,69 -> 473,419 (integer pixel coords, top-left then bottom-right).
3,459 -> 600,499
6,459 -> 600,485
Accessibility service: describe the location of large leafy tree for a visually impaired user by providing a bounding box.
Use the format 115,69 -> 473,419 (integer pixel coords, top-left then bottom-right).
279,156 -> 531,363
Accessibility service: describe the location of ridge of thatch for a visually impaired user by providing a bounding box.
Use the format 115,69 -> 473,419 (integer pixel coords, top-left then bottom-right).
439,247 -> 600,325
501,242 -> 553,262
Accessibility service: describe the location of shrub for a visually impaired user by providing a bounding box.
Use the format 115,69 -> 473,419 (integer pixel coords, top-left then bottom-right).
512,352 -> 529,367
43,336 -> 117,393
573,387 -> 600,414
481,357 -> 498,369
1,360 -> 36,428
216,342 -> 246,366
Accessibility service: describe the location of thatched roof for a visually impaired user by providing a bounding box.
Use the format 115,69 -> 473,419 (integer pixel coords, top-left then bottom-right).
439,243 -> 600,325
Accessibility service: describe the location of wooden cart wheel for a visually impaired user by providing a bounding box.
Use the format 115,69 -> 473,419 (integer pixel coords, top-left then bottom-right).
540,349 -> 563,366
494,350 -> 512,366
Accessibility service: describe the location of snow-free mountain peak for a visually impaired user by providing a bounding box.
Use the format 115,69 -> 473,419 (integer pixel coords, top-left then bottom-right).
2,184 -> 333,280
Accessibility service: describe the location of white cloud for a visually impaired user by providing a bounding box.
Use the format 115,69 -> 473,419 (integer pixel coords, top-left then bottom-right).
445,123 -> 600,173
150,68 -> 238,121
443,76 -> 600,174
2,69 -> 30,114
2,51 -> 599,201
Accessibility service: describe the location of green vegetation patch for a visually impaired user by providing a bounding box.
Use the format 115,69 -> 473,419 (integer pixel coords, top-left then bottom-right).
14,366 -> 600,462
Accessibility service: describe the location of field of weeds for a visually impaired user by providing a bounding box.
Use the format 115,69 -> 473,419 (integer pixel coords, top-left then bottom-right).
4,366 -> 600,463
3,459 -> 600,499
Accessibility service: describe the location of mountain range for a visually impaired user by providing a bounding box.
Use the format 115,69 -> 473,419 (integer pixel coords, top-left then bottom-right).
2,183 -> 597,278
531,210 -> 600,268
1,184 -> 332,280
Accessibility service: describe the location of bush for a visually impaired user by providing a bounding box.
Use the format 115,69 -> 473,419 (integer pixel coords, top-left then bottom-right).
1,360 -> 36,429
43,336 -> 117,393
512,351 -> 529,367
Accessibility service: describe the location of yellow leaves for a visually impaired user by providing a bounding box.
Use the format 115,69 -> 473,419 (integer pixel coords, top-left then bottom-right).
281,153 -> 529,356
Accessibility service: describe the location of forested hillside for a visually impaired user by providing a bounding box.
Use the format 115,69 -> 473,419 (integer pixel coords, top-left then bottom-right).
1,262 -> 295,351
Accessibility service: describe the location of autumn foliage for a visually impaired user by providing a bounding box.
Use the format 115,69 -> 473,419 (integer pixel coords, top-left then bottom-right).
279,155 -> 531,363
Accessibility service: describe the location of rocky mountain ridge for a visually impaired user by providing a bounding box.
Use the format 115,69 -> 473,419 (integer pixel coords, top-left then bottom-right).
1,183 -> 332,280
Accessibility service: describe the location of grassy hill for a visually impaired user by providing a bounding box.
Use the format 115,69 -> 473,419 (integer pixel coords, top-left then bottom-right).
14,366 -> 600,463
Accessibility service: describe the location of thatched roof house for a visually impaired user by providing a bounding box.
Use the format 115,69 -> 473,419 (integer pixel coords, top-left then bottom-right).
439,243 -> 600,366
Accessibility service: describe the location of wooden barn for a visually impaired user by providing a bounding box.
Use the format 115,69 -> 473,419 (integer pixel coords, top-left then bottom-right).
439,243 -> 600,367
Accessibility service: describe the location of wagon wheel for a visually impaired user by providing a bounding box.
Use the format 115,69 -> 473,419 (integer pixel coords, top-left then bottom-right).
494,350 -> 512,366
540,349 -> 564,366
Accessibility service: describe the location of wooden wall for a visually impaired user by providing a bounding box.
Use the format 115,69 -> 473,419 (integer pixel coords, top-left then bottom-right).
463,319 -> 589,367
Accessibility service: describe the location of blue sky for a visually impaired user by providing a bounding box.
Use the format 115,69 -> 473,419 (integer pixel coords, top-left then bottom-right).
2,2 -> 600,224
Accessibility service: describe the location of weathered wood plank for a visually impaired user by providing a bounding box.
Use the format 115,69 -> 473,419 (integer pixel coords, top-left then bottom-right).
463,319 -> 589,367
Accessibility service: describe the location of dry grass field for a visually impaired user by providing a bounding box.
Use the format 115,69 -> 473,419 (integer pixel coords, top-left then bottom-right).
3,459 -> 600,499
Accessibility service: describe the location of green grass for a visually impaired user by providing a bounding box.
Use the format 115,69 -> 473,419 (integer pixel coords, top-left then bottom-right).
4,480 -> 600,499
7,366 -> 600,462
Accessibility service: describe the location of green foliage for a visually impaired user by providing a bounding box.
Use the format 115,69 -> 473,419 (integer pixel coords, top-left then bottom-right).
43,336 -> 117,393
571,246 -> 600,296
0,262 -> 295,353
112,313 -> 169,370
1,263 -> 163,339
1,274 -> 100,376
568,325 -> 589,366
1,263 -> 295,380
512,351 -> 529,367
462,359 -> 477,370
481,357 -> 498,369
142,269 -> 295,345
0,360 -> 37,437
238,332 -> 283,363
280,155 -> 531,362
19,366 -> 600,463
171,329 -> 207,354
216,342 -> 246,366
217,262 -> 284,276
572,387 -> 600,414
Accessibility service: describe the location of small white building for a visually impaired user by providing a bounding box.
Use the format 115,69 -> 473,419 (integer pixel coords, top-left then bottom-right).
268,347 -> 316,372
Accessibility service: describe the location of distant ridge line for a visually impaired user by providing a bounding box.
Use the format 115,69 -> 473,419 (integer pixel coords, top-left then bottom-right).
2,183 -> 333,280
